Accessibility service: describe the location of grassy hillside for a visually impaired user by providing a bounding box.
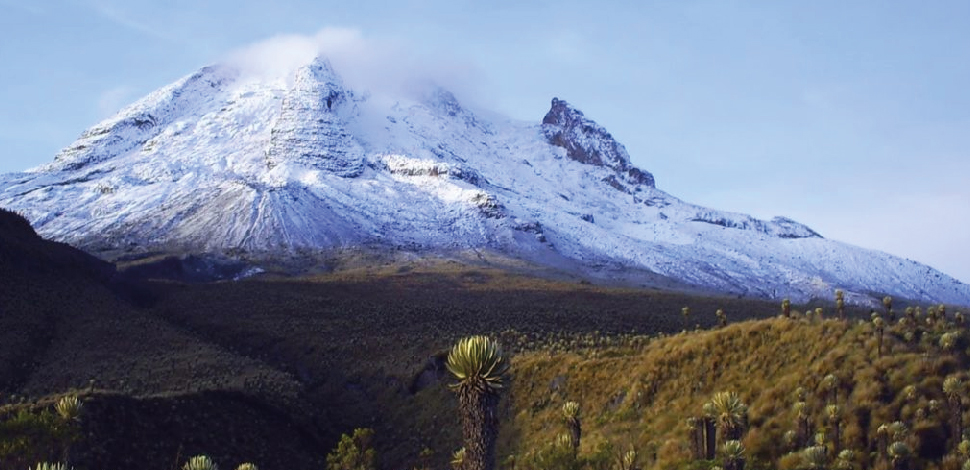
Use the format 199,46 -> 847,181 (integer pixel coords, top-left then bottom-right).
501,315 -> 968,470
2,208 -> 967,470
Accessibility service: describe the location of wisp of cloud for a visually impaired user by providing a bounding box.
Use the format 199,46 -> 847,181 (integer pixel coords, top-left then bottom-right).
222,27 -> 485,107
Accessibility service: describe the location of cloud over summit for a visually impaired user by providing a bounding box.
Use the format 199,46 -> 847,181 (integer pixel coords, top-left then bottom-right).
222,27 -> 484,105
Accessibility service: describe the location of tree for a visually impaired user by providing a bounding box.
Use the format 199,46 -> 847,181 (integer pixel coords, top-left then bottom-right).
54,396 -> 82,422
615,448 -> 639,470
447,336 -> 511,470
687,417 -> 705,460
184,455 -> 218,470
888,421 -> 908,443
562,402 -> 582,453
888,442 -> 911,470
940,332 -> 961,357
703,402 -> 718,459
541,434 -> 579,470
54,395 -> 82,466
327,428 -> 376,470
821,374 -> 839,404
710,391 -> 747,442
883,296 -> 894,321
876,425 -> 890,461
835,290 -> 845,321
451,448 -> 467,470
794,401 -> 812,449
721,440 -> 745,470
802,446 -> 828,470
902,385 -> 918,403
873,317 -> 886,356
31,464 -> 68,470
958,439 -> 970,458
834,450 -> 856,470
944,376 -> 965,451
825,404 -> 843,454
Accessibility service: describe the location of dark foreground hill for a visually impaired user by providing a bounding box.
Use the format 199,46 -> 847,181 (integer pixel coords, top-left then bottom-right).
2,208 -> 968,470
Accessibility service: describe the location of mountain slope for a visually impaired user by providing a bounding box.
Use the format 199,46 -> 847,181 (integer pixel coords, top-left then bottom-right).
1,57 -> 967,305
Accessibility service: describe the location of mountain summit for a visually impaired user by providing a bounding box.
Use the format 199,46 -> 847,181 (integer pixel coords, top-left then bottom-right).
2,56 -> 967,304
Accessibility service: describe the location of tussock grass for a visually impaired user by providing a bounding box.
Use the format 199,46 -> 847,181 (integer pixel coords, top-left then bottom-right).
3,206 -> 966,470
501,316 -> 968,470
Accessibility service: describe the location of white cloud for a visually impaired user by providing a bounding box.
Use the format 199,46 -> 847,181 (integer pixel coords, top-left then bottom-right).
222,27 -> 485,105
97,85 -> 135,117
86,0 -> 173,42
0,0 -> 45,15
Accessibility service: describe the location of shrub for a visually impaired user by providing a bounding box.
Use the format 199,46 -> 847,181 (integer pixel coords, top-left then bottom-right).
54,396 -> 82,422
32,463 -> 69,470
183,455 -> 218,470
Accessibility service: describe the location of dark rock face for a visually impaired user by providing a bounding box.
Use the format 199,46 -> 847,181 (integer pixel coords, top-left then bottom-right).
541,98 -> 655,189
688,211 -> 822,239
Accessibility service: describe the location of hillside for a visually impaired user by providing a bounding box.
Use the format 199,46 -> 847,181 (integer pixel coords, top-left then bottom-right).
3,208 -> 968,470
0,208 -> 323,468
503,316 -> 969,470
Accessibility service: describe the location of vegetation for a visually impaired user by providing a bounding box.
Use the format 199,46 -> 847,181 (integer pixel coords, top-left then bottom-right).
3,292 -> 970,469
183,455 -> 219,470
32,463 -> 68,470
327,428 -> 377,470
3,209 -> 970,470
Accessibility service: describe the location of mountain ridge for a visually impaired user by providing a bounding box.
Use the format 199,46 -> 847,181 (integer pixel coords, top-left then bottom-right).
1,55 -> 967,305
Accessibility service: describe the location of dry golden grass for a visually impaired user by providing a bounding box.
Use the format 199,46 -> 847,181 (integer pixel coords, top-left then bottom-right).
499,316 -> 968,470
3,208 -> 967,470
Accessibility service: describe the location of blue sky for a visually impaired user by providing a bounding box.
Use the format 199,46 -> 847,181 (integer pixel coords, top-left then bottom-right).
1,0 -> 969,283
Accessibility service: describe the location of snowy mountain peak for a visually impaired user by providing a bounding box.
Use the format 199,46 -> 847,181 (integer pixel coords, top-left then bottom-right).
266,58 -> 364,177
50,64 -> 239,172
2,57 -> 968,306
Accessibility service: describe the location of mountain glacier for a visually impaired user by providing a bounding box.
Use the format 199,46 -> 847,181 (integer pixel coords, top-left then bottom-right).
1,56 -> 968,305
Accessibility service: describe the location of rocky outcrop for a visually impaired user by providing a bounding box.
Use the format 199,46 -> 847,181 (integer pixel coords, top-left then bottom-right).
689,211 -> 821,239
381,155 -> 487,186
541,98 -> 655,189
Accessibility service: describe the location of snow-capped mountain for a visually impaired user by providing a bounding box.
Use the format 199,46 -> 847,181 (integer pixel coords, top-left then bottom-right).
2,56 -> 968,305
